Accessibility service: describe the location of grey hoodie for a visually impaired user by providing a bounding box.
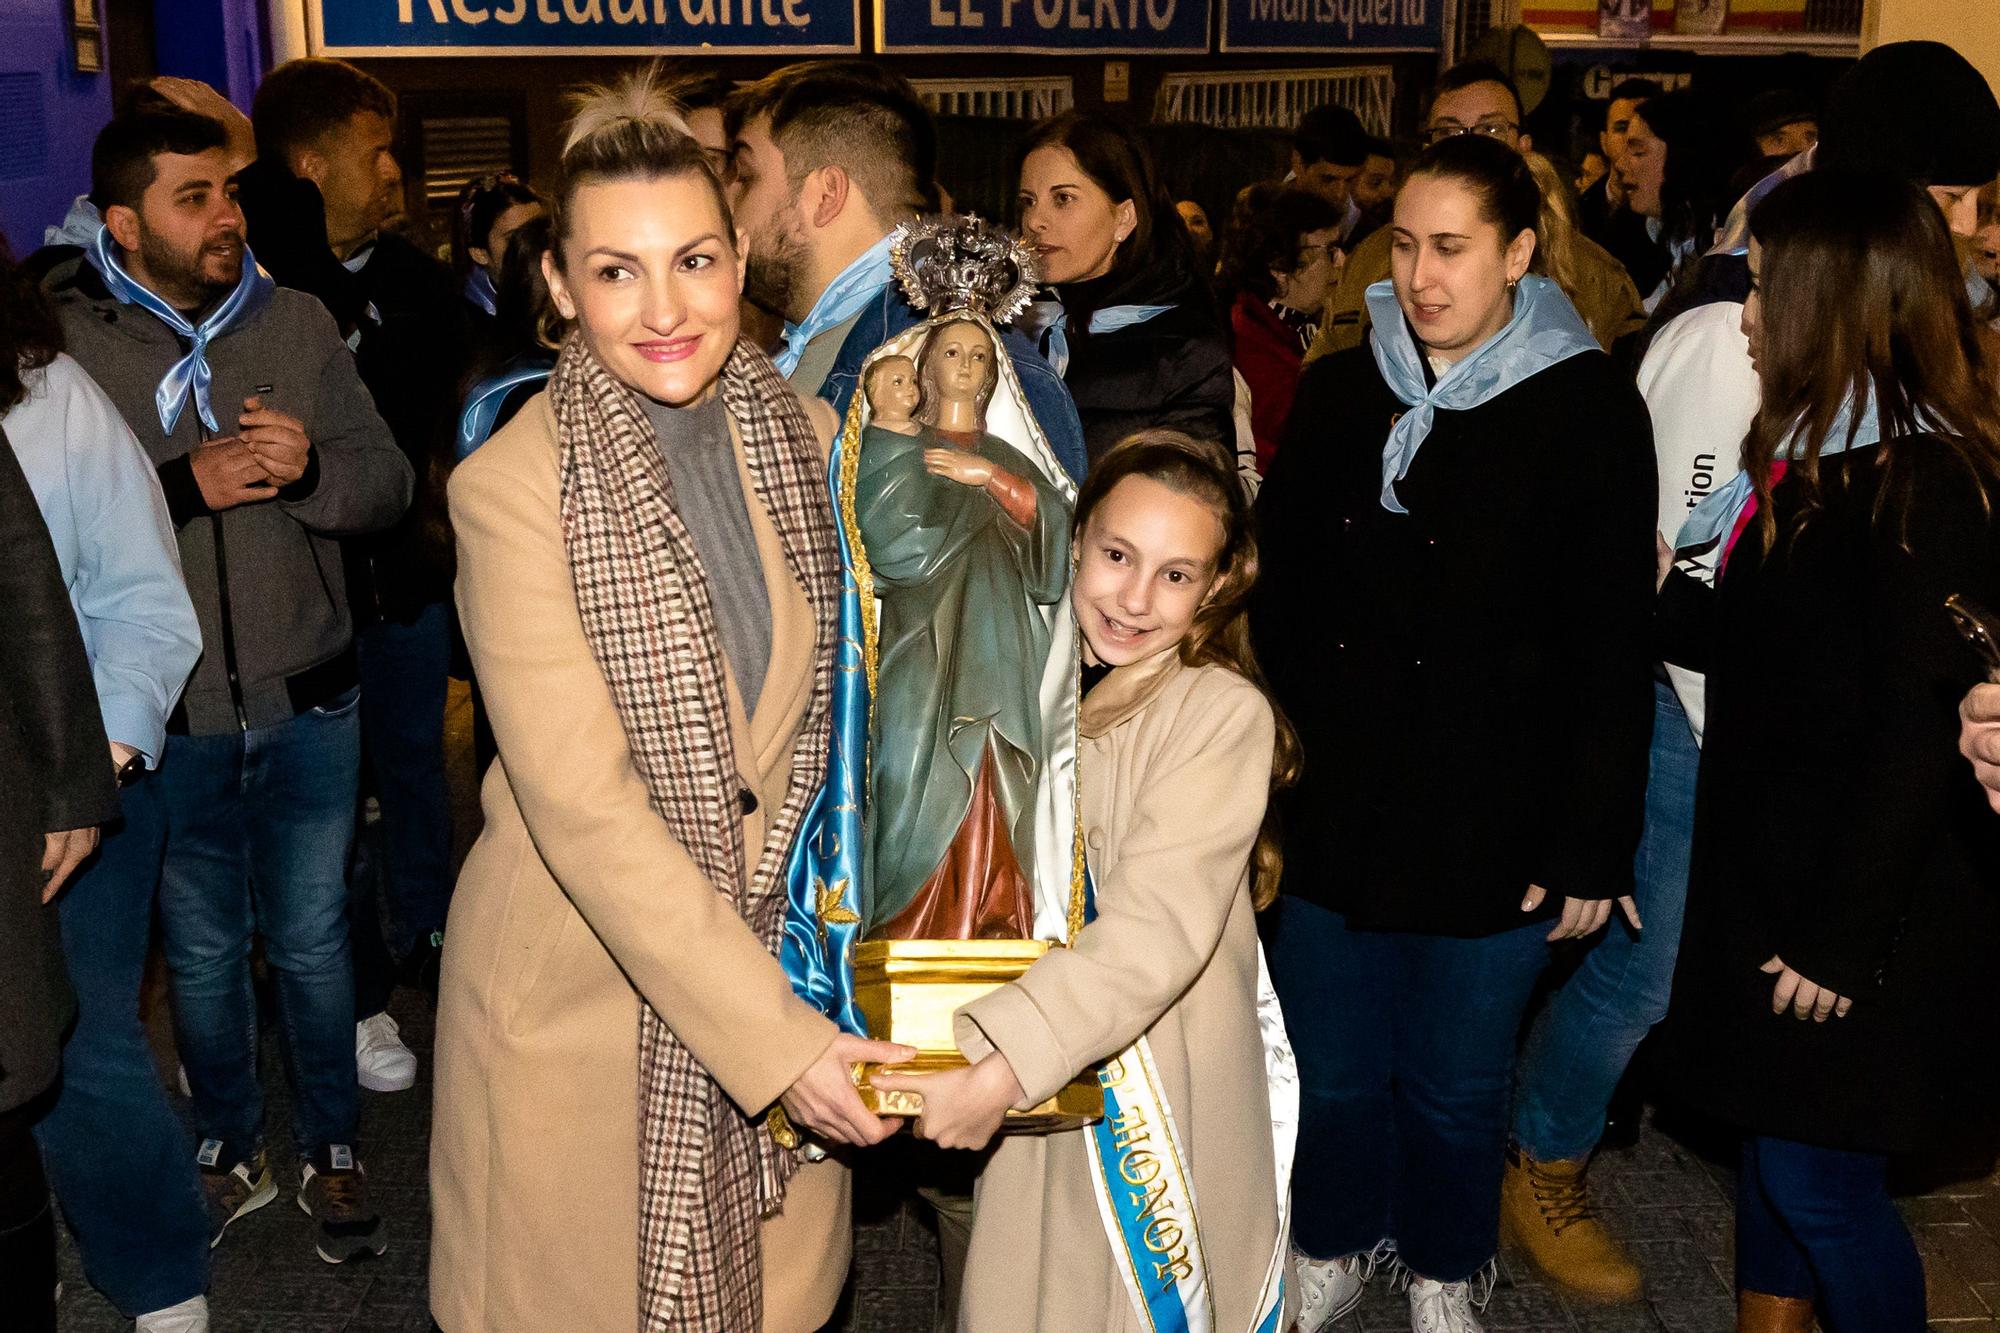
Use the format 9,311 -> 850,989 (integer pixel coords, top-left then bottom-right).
44,254 -> 413,735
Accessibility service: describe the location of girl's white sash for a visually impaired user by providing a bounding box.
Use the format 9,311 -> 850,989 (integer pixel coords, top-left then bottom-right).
1085,942 -> 1297,1333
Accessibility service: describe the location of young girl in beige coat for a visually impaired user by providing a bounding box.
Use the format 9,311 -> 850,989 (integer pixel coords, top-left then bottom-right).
874,430 -> 1300,1332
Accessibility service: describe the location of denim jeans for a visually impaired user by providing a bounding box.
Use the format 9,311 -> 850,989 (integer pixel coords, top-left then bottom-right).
1511,680 -> 1701,1161
1736,1136 -> 1925,1333
1265,897 -> 1551,1282
33,778 -> 209,1316
355,603 -> 453,962
156,692 -> 363,1159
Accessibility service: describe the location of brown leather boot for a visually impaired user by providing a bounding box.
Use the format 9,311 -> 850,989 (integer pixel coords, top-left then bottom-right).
1499,1145 -> 1644,1303
1737,1290 -> 1816,1332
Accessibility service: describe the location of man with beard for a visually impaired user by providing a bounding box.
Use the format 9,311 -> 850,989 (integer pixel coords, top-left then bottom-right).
249,61 -> 469,1083
41,103 -> 411,1269
725,60 -> 1086,476
724,64 -> 1084,1326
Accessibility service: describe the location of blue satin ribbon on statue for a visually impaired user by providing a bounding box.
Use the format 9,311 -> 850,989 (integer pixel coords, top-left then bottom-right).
1366,274 -> 1597,515
464,266 -> 499,317
775,232 -> 898,378
86,224 -> 275,436
1021,299 -> 1174,378
1674,394 -> 1886,554
778,445 -> 873,1036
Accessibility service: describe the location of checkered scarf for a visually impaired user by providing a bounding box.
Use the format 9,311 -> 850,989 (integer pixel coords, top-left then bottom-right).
550,333 -> 839,1331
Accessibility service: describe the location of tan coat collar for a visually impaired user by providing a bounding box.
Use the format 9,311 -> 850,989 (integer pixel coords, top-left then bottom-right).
1079,649 -> 1185,739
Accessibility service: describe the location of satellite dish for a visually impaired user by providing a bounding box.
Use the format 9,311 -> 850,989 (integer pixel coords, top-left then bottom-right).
1466,24 -> 1554,115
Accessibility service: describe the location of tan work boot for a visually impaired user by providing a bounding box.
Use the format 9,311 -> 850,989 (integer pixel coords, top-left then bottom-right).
1499,1145 -> 1644,1303
1737,1291 -> 1816,1332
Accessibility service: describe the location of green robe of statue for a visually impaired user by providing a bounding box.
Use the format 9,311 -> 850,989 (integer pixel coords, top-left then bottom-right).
855,423 -> 1072,933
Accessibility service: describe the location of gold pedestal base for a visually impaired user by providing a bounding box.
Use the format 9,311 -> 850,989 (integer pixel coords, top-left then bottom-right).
852,938 -> 1102,1134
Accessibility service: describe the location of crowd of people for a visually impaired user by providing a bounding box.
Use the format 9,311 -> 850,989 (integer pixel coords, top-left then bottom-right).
3,35 -> 2000,1333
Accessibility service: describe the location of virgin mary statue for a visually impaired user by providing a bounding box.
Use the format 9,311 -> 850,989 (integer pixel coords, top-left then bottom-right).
779,217 -> 1084,1039
855,316 -> 1072,938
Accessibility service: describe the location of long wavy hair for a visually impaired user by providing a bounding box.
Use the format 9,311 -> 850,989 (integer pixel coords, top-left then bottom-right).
0,236 -> 61,413
1744,169 -> 2000,547
1071,429 -> 1301,909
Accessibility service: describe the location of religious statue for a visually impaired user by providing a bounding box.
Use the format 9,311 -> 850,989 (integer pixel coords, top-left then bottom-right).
854,327 -> 1072,940
775,216 -> 1098,1133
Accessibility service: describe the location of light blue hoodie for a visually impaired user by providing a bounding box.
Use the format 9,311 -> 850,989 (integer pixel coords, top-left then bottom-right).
45,195 -> 103,250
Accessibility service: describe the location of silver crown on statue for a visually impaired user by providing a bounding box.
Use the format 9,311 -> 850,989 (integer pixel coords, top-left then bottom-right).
889,215 -> 1041,326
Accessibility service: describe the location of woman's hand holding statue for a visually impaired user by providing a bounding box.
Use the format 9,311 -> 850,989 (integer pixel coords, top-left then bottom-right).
780,1033 -> 917,1147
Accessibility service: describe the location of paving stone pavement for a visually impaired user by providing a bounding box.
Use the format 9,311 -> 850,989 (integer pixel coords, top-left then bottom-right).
51,686 -> 2000,1331
53,967 -> 2000,1332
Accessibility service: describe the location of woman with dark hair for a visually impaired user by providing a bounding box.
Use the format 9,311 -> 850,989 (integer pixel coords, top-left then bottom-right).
1217,186 -> 1344,472
1252,134 -> 1656,1333
1015,111 -> 1235,465
1614,90 -> 1752,311
451,173 -> 545,325
456,213 -> 561,462
1657,171 -> 2000,1333
430,71 -> 910,1333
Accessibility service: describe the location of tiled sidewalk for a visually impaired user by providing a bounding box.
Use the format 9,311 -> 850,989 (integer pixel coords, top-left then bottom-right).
52,686 -> 2000,1330
55,986 -> 2000,1332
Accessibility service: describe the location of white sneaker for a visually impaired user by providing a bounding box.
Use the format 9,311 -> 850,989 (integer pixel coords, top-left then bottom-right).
1292,1240 -> 1391,1332
135,1294 -> 210,1333
356,1013 -> 417,1092
1407,1276 -> 1485,1333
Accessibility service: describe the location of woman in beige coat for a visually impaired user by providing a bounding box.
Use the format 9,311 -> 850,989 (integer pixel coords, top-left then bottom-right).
430,77 -> 909,1333
876,431 -> 1298,1331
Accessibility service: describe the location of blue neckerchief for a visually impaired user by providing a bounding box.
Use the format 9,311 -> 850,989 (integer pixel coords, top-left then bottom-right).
1675,394 -> 1886,552
464,266 -> 498,317
1366,274 -> 1597,514
776,232 -> 897,378
1022,297 -> 1174,378
86,225 -> 275,436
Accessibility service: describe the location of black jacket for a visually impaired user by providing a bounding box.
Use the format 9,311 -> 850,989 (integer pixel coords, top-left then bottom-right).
1578,180 -> 1671,300
1052,268 -> 1234,467
236,158 -> 370,338
1251,344 -> 1658,936
346,233 -> 473,622
1656,438 -> 2000,1154
0,430 -> 116,1114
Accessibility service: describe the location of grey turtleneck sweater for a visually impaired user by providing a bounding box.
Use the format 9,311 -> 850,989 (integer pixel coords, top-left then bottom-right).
642,393 -> 772,712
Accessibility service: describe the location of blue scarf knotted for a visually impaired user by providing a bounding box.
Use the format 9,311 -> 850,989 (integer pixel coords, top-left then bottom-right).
1020,297 -> 1173,378
1675,395 -> 1888,552
1366,274 -> 1598,514
87,225 -> 275,436
775,232 -> 897,378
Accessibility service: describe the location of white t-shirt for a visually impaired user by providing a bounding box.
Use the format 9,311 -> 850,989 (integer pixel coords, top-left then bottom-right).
1635,299 -> 1762,741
